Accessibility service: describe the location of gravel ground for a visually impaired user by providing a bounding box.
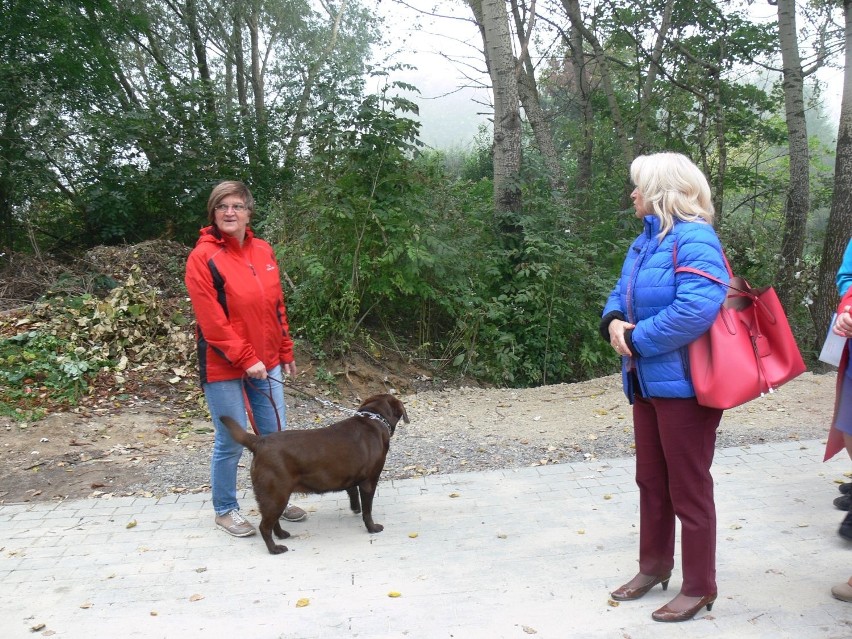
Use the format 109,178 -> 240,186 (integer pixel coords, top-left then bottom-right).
1,372 -> 838,503
126,371 -> 838,498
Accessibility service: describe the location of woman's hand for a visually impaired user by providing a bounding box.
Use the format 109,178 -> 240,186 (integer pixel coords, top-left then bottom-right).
283,361 -> 298,377
834,306 -> 852,338
608,319 -> 636,356
245,361 -> 268,379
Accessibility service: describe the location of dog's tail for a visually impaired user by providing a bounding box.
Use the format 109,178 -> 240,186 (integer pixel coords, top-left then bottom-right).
220,416 -> 258,453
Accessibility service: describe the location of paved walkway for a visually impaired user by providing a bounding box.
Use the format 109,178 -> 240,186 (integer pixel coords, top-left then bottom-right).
2,439 -> 852,639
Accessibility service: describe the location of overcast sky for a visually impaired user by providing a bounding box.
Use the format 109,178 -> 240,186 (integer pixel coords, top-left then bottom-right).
372,1 -> 491,150
369,0 -> 843,150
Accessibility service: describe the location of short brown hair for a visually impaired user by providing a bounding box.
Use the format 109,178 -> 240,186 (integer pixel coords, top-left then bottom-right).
206,180 -> 255,225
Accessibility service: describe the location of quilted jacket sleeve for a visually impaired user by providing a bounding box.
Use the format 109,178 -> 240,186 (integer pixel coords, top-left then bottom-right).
629,227 -> 728,359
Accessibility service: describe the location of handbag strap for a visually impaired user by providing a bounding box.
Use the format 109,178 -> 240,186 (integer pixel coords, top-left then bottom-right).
672,242 -> 779,328
672,241 -> 751,298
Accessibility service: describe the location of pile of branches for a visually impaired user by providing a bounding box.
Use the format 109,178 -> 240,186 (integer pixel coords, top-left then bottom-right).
0,241 -> 202,418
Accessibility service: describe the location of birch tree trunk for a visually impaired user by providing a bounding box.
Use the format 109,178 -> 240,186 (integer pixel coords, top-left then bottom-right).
466,0 -> 523,236
776,0 -> 810,311
813,0 -> 852,349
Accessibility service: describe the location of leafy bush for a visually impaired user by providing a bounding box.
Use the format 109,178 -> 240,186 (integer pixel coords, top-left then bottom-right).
440,182 -> 634,387
0,330 -> 107,419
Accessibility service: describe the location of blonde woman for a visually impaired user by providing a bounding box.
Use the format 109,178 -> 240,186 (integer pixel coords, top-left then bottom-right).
601,153 -> 729,622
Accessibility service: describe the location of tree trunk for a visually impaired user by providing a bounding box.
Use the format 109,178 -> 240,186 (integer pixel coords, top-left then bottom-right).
776,0 -> 810,312
712,63 -> 726,225
184,0 -> 218,127
285,0 -> 349,172
561,0 -> 633,204
230,6 -> 253,162
247,8 -> 268,170
509,0 -> 564,193
467,0 -> 523,241
566,21 -> 593,198
813,0 -> 852,349
634,0 -> 674,157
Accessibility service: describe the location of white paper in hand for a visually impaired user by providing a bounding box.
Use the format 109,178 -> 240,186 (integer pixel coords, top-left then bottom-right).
819,313 -> 847,367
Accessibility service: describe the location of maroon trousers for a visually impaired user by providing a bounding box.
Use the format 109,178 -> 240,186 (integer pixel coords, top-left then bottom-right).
633,393 -> 723,596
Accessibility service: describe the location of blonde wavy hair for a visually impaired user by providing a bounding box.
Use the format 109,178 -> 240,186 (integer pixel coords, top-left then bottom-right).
630,152 -> 714,239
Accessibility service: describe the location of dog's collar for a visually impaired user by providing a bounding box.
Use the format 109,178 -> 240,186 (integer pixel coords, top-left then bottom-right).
355,410 -> 392,434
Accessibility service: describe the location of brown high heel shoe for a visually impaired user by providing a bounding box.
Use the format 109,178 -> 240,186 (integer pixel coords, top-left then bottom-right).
610,572 -> 672,601
651,593 -> 717,622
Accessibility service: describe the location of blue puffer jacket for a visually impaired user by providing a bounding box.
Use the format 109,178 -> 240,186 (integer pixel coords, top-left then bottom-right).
602,215 -> 728,403
837,237 -> 852,296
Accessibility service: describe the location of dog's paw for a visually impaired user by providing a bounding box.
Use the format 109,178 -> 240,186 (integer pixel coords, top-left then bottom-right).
273,523 -> 291,539
367,523 -> 384,533
270,544 -> 289,555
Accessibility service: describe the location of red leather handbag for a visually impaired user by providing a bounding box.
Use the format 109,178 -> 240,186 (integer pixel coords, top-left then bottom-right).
675,250 -> 807,410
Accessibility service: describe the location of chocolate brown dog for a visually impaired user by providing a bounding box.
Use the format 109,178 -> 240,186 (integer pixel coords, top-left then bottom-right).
221,393 -> 408,554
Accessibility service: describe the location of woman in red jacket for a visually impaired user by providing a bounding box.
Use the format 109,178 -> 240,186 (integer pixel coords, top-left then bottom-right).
828,288 -> 852,601
185,180 -> 305,537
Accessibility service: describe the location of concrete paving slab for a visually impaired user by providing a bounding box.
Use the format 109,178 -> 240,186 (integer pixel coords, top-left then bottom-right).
2,439 -> 852,638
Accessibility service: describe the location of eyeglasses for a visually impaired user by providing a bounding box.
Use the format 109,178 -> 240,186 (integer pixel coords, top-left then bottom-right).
214,203 -> 248,213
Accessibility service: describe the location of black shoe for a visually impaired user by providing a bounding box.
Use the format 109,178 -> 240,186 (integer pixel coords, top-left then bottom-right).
835,495 -> 852,511
840,511 -> 852,541
840,482 -> 852,496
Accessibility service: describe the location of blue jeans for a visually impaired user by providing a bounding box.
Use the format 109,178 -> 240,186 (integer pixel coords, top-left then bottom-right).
203,365 -> 287,515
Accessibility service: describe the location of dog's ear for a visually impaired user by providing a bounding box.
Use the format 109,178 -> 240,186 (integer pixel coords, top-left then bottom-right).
380,395 -> 408,426
363,394 -> 409,429
396,398 -> 410,424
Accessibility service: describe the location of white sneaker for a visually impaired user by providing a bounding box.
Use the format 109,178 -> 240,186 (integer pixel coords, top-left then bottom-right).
215,510 -> 256,537
280,504 -> 307,522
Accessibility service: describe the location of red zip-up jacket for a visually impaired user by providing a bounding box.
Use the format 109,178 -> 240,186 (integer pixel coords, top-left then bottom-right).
185,226 -> 294,385
825,286 -> 852,461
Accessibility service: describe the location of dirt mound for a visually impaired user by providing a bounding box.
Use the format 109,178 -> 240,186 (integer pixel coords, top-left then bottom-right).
85,240 -> 190,298
0,240 -> 191,311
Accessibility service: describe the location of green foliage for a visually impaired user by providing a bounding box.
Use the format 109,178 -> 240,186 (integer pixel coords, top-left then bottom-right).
439,182 -> 633,387
0,0 -> 381,252
0,330 -> 104,419
271,81 -> 442,348
1,0 -> 841,395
